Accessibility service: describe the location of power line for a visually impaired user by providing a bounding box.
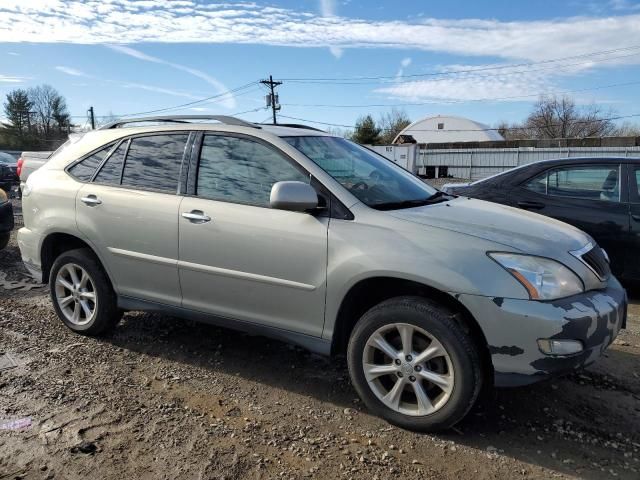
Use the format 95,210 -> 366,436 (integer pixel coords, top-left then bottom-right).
278,113 -> 640,133
114,81 -> 260,118
282,79 -> 640,109
282,44 -> 640,84
66,81 -> 261,120
287,50 -> 640,87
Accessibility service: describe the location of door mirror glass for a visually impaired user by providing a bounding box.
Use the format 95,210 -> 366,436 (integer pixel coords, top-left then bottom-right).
270,181 -> 318,212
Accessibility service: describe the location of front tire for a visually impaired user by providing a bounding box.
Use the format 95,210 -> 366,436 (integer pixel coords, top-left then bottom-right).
50,248 -> 121,335
347,296 -> 482,432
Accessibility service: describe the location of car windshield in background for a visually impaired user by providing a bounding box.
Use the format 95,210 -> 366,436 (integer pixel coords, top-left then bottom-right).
284,136 -> 442,210
0,152 -> 16,164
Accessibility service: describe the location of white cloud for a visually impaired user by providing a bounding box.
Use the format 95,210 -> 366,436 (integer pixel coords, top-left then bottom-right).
319,0 -> 343,58
0,74 -> 24,83
319,0 -> 337,17
0,2 -> 639,67
55,66 -> 89,77
119,81 -> 200,99
55,57 -> 204,101
609,0 -> 640,11
329,46 -> 344,59
107,45 -> 235,108
7,52 -> 19,56
2,2 -> 640,103
396,57 -> 412,77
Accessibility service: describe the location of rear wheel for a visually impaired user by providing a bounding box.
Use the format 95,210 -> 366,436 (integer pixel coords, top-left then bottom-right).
50,248 -> 121,335
347,296 -> 482,431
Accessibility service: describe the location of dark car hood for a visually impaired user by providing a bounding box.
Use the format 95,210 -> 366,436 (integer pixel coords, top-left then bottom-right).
389,196 -> 590,253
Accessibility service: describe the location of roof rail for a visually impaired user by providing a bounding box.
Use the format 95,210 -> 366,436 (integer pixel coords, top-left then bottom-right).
99,115 -> 260,130
273,123 -> 326,132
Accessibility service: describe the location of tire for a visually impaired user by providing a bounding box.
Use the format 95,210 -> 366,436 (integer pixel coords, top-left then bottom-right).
347,296 -> 483,432
49,248 -> 122,336
0,232 -> 9,250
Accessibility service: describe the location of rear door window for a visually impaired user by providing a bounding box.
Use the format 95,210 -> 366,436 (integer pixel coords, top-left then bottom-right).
68,142 -> 115,182
547,165 -> 620,202
121,134 -> 188,193
524,165 -> 621,202
93,140 -> 128,185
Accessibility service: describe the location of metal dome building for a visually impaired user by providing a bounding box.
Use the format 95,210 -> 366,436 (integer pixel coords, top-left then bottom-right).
393,115 -> 504,144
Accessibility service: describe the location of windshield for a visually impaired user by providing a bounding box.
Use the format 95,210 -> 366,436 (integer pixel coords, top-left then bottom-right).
283,136 -> 442,210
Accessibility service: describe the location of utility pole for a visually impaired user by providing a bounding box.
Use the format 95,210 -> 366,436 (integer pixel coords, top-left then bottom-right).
260,75 -> 282,125
88,106 -> 95,130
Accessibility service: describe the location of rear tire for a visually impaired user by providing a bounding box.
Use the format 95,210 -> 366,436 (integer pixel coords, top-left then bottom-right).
347,296 -> 482,432
49,248 -> 121,336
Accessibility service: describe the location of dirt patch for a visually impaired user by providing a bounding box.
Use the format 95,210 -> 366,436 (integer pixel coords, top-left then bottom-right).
1,231 -> 639,479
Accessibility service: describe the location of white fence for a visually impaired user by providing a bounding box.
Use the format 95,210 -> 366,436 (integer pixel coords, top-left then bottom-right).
417,146 -> 640,180
368,144 -> 640,180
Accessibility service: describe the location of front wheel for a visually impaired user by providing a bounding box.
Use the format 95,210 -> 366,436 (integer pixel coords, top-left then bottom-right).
347,296 -> 483,432
50,248 -> 121,335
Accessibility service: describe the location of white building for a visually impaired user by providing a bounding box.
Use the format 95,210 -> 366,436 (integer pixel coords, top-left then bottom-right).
393,115 -> 504,144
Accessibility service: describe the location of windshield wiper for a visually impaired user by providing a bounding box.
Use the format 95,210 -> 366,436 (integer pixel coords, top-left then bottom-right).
372,191 -> 453,211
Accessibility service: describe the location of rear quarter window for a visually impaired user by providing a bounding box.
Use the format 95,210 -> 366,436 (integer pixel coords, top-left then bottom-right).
68,142 -> 116,182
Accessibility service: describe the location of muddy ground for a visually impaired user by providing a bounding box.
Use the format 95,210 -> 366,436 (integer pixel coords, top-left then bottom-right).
1,214 -> 639,479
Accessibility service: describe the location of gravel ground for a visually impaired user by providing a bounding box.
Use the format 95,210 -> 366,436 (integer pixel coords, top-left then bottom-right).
1,219 -> 639,479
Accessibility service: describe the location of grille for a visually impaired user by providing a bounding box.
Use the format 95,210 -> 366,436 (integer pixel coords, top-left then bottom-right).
580,245 -> 610,280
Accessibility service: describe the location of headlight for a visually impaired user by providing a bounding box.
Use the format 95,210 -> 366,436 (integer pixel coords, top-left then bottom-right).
0,188 -> 7,203
488,253 -> 583,300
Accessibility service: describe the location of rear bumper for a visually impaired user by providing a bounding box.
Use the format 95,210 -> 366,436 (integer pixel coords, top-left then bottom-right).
0,201 -> 14,234
456,278 -> 627,387
17,226 -> 44,282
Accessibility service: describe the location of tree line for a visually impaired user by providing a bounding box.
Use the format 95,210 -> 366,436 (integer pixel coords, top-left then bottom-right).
1,85 -> 71,150
348,95 -> 640,145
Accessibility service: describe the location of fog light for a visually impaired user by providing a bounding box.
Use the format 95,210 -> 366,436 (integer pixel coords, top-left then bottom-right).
537,339 -> 583,356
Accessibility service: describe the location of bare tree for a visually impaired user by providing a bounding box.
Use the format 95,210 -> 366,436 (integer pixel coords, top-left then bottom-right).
612,121 -> 640,137
495,120 -> 532,140
28,85 -> 70,139
524,95 -> 615,139
378,108 -> 411,144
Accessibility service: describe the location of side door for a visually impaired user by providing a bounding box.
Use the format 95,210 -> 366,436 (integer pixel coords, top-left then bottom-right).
178,133 -> 329,337
514,163 -> 629,276
627,164 -> 640,280
75,132 -> 191,306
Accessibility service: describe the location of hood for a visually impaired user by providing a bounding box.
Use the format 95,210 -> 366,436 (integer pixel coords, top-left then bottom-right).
389,197 -> 590,254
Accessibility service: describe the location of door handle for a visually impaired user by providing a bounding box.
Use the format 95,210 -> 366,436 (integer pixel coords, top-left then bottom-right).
81,195 -> 102,206
632,214 -> 640,222
182,210 -> 211,223
517,200 -> 544,210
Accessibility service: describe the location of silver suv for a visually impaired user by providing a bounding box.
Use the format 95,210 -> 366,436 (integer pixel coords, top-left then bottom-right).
18,115 -> 626,431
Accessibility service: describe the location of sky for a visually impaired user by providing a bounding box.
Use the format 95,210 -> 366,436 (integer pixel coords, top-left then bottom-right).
0,0 -> 640,131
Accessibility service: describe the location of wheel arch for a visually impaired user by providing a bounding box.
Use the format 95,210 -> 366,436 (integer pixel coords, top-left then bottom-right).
329,276 -> 492,377
40,232 -> 115,289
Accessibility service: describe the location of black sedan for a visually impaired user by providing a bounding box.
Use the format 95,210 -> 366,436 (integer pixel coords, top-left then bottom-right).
0,152 -> 19,194
443,157 -> 640,282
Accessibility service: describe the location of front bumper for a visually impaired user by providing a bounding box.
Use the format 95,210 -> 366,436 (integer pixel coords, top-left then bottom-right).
0,201 -> 14,234
456,277 -> 627,387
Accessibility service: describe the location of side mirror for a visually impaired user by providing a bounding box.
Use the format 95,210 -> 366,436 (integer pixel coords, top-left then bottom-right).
270,181 -> 318,212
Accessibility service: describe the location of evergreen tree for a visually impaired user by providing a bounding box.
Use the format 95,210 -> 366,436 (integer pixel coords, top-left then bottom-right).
351,115 -> 381,145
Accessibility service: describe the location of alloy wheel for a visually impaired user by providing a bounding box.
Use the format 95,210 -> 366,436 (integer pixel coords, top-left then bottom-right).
54,263 -> 98,326
362,323 -> 454,416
